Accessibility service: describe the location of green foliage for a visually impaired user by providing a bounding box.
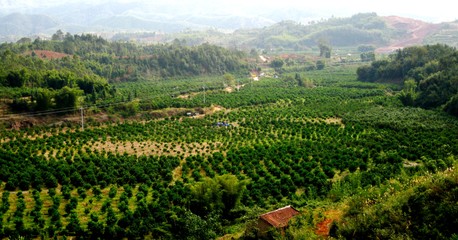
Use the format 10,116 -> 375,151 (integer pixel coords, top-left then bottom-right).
333,168 -> 458,240
223,73 -> 236,87
0,64 -> 456,239
174,209 -> 222,240
357,44 -> 454,82
360,51 -> 375,62
243,13 -> 390,50
357,44 -> 458,116
34,88 -> 53,111
316,60 -> 325,70
444,94 -> 458,115
54,86 -> 82,109
0,34 -> 248,114
270,59 -> 285,69
319,41 -> 332,58
190,174 -> 247,219
398,78 -> 418,106
65,211 -> 82,235
117,99 -> 140,117
108,186 -> 117,199
285,212 -> 320,239
6,69 -> 28,87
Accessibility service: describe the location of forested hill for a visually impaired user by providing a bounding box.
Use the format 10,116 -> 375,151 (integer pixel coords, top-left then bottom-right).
161,13 -> 458,52
1,34 -> 248,81
236,13 -> 389,49
235,13 -> 458,50
4,11 -> 458,52
0,34 -> 249,113
356,44 -> 458,116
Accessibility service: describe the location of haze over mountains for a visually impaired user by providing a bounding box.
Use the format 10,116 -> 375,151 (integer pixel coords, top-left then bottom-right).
1,0 -> 458,52
0,0 -> 319,37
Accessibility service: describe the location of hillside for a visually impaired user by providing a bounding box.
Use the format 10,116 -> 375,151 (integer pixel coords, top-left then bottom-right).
376,16 -> 443,53
243,14 -> 458,51
357,44 -> 458,116
331,166 -> 458,239
150,13 -> 458,53
0,13 -> 58,37
0,34 -> 457,239
2,7 -> 458,52
0,0 -> 275,42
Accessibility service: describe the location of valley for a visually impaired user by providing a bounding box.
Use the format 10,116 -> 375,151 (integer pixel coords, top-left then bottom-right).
0,5 -> 457,239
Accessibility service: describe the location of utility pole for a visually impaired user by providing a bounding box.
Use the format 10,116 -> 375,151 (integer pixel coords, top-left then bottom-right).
80,107 -> 84,131
203,85 -> 206,104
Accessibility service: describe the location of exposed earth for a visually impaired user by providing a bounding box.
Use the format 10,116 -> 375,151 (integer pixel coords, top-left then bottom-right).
377,16 -> 442,53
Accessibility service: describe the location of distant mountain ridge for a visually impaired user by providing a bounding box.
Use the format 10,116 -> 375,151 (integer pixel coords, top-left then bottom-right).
0,13 -> 58,36
1,4 -> 458,53
207,13 -> 458,52
0,0 -> 277,41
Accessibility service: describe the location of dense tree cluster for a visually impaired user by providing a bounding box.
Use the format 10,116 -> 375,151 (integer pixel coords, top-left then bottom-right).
247,13 -> 389,50
357,44 -> 458,116
135,42 -> 248,77
0,32 -> 248,82
332,168 -> 458,239
0,47 -> 112,112
0,33 -> 249,113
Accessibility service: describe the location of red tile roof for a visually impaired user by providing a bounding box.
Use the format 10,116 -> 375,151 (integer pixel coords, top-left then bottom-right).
259,205 -> 300,228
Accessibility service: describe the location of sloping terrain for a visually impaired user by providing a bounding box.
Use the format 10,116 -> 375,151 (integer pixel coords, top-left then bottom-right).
159,13 -> 458,52
1,7 -> 458,53
0,13 -> 58,36
424,21 -> 458,47
24,50 -> 70,59
376,16 -> 442,53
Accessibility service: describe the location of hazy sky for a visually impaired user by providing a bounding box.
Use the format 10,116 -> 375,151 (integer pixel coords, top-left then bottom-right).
299,0 -> 457,22
1,0 -> 456,23
227,0 -> 456,22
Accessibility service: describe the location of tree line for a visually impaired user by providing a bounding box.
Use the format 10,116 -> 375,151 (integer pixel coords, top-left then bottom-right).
2,32 -> 249,81
356,44 -> 458,116
0,32 -> 250,113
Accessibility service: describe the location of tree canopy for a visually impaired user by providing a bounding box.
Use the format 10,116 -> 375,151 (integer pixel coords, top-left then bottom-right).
357,44 -> 458,116
0,32 -> 250,113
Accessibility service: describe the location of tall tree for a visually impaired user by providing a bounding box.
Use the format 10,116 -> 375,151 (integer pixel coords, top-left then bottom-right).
223,73 -> 236,87
6,69 -> 28,87
319,40 -> 332,58
190,174 -> 247,219
54,87 -> 82,110
34,88 -> 53,111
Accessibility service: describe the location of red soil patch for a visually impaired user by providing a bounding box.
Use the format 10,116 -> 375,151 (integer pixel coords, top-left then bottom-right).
315,209 -> 342,237
25,50 -> 70,59
376,16 -> 442,53
316,219 -> 334,237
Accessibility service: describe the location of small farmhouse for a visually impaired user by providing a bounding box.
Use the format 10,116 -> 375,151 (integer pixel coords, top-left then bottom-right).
257,205 -> 300,236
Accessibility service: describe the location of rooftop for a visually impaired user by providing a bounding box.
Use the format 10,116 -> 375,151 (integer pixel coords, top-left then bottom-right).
259,205 -> 300,228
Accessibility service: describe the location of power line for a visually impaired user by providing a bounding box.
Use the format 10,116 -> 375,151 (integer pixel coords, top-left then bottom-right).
80,107 -> 84,131
0,85 -> 184,120
0,83 -> 206,120
0,99 -> 130,120
0,74 -> 248,121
